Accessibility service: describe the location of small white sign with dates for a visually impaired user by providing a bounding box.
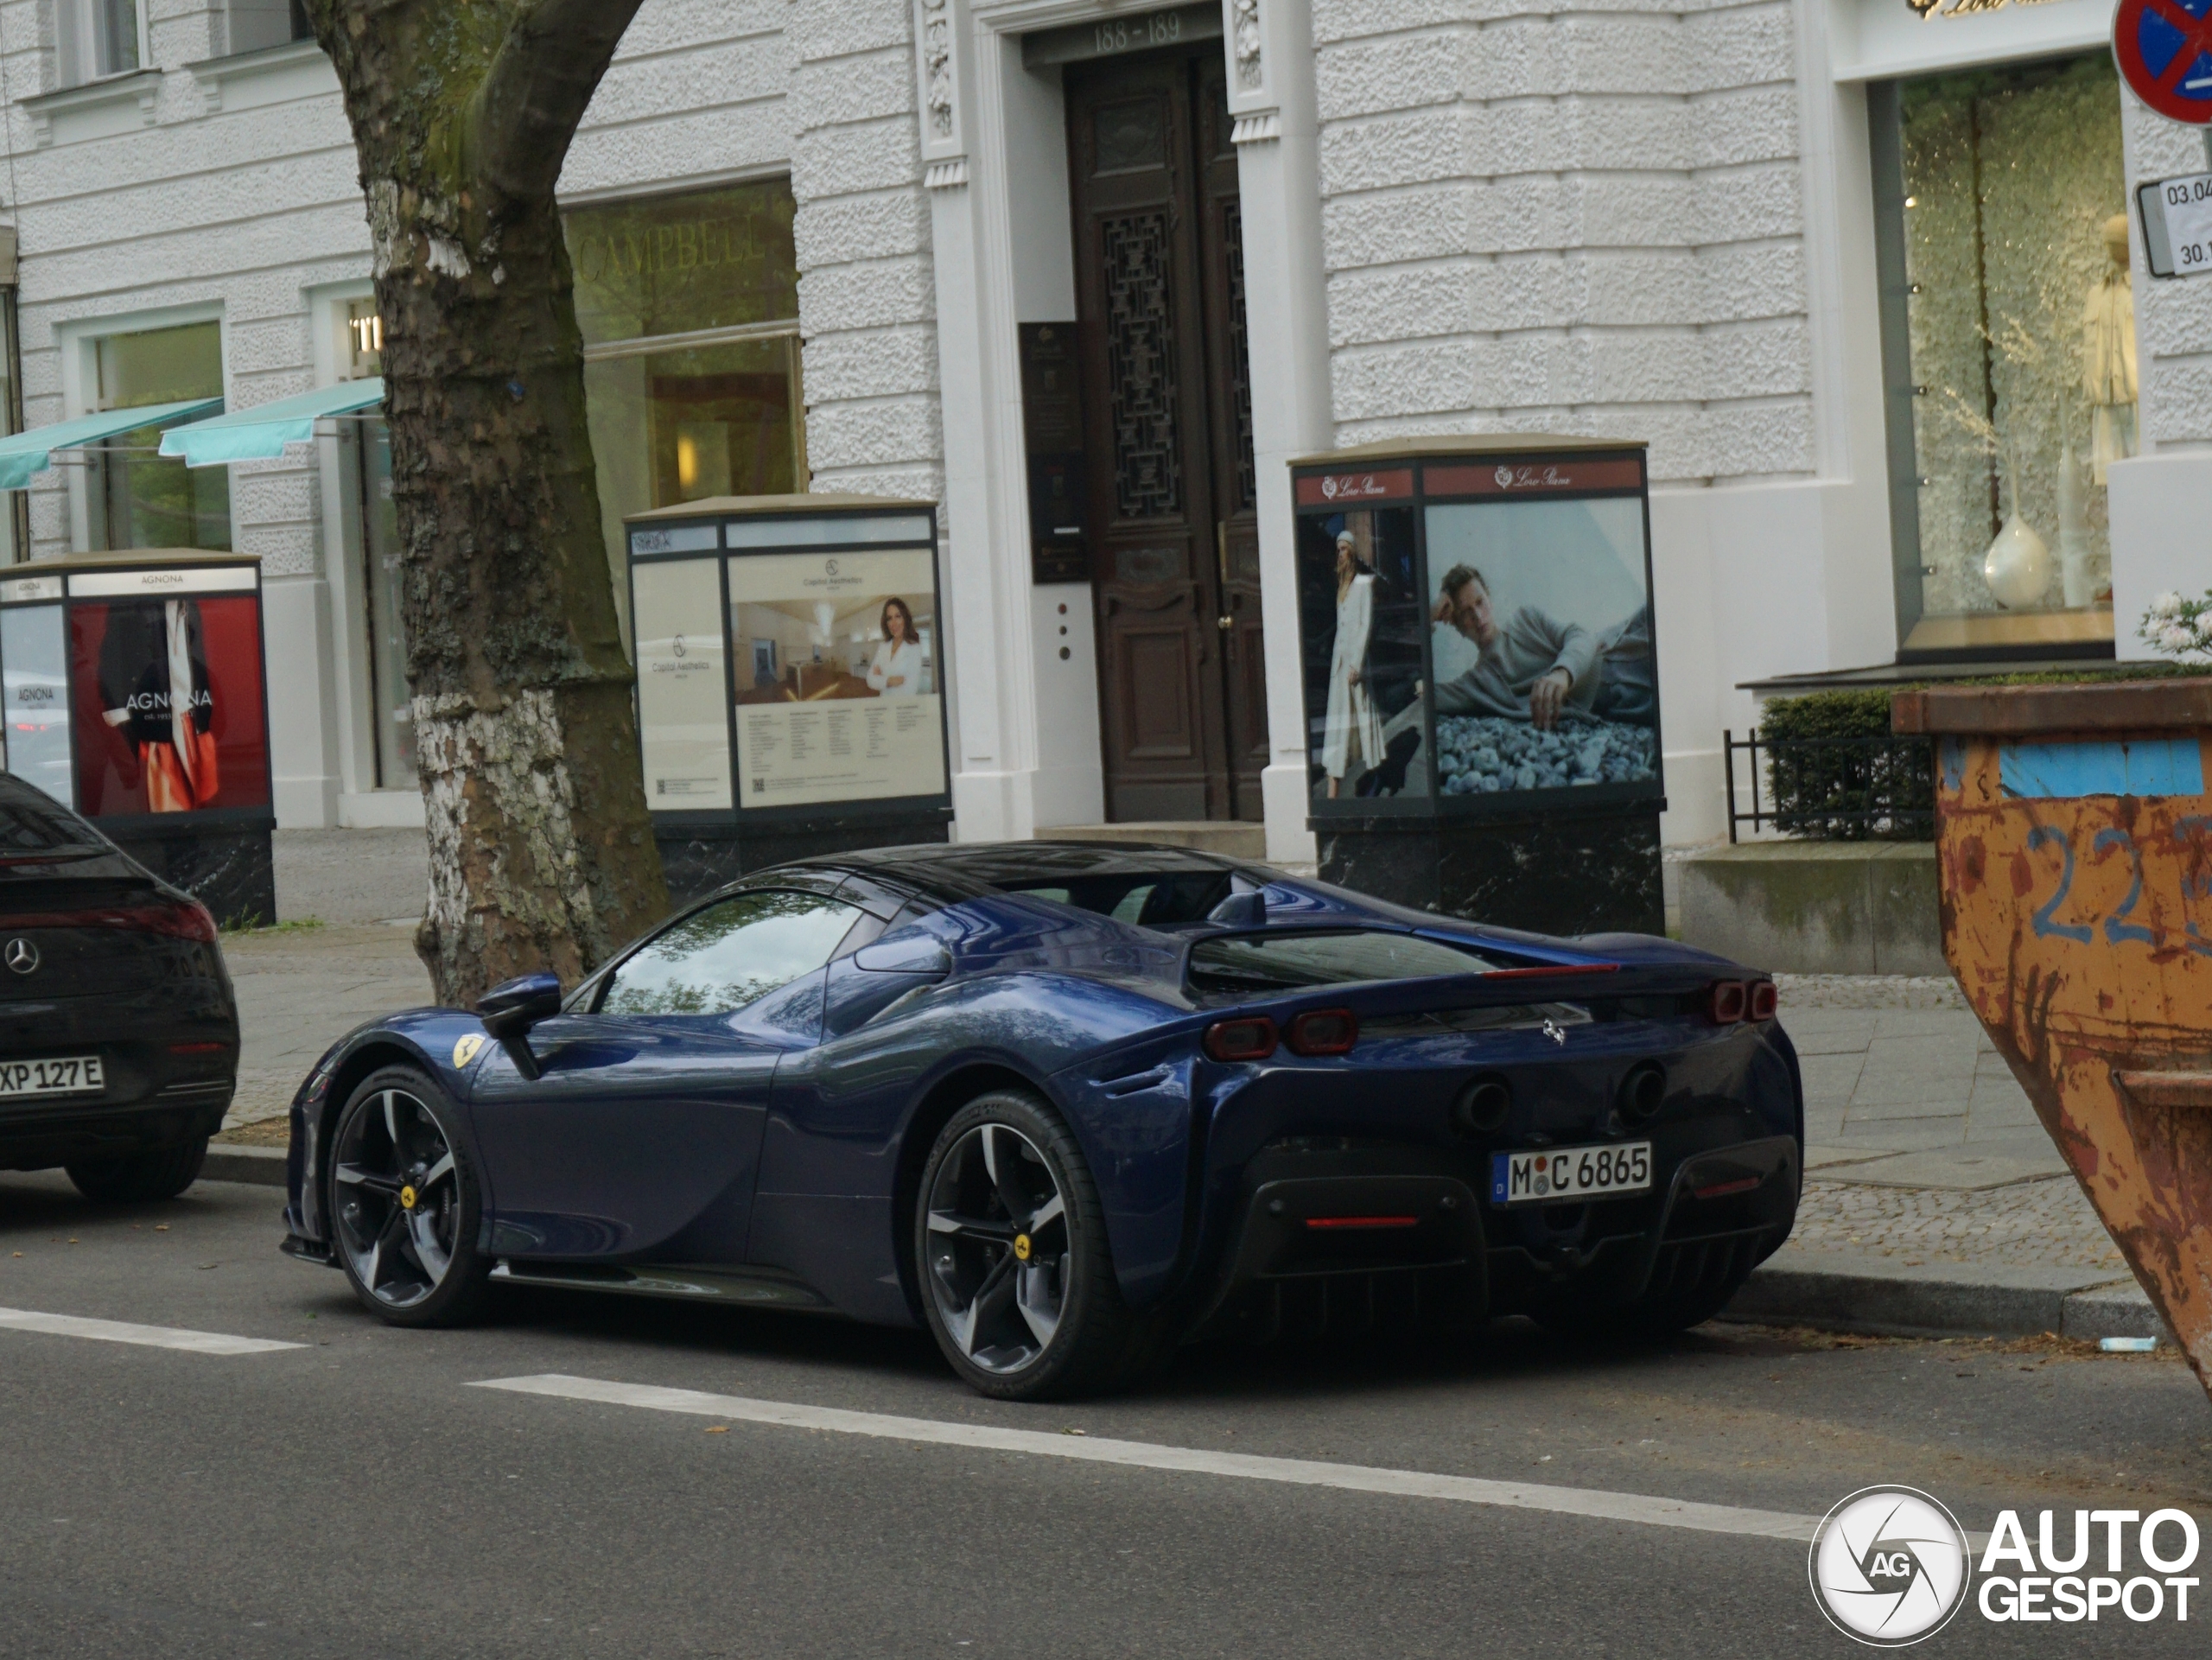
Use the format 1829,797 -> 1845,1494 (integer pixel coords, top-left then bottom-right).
2138,171 -> 2212,278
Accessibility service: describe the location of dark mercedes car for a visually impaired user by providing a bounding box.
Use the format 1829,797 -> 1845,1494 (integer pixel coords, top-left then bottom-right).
0,772 -> 237,1200
280,841 -> 1801,1400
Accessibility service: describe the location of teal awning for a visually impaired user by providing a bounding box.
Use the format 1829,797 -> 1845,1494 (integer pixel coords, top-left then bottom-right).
159,378 -> 385,467
0,397 -> 226,491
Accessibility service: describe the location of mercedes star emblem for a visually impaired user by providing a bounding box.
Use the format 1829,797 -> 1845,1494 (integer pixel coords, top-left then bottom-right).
3,938 -> 38,976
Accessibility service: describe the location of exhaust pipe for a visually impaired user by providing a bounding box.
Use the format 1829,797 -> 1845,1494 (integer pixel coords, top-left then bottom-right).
1618,1060 -> 1667,1123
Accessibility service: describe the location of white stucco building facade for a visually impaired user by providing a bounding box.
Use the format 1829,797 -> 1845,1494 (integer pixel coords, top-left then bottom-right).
0,0 -> 2196,867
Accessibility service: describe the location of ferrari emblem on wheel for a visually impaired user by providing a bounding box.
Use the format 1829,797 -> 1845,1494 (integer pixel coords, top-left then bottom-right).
399,1185 -> 417,1211
1013,1233 -> 1033,1262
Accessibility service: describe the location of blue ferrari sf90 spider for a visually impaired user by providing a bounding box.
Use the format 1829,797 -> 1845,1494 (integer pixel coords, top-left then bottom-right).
279,843 -> 1801,1399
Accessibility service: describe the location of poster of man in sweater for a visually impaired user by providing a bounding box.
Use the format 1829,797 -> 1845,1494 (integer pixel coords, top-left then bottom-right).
1420,495 -> 1658,800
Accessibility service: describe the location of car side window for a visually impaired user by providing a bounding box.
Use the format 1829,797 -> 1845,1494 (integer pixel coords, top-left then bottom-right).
597,890 -> 862,1016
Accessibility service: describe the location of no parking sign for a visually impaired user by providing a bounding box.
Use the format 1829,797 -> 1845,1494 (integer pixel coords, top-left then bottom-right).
2120,0 -> 2212,276
2114,0 -> 2212,125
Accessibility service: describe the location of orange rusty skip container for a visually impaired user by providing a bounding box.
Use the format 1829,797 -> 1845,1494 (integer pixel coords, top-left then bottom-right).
1893,677 -> 2212,1400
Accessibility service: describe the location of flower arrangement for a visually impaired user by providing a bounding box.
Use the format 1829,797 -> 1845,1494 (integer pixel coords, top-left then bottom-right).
2139,590 -> 2212,660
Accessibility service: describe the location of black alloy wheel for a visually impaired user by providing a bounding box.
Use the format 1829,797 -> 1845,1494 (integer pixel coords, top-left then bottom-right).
915,1090 -> 1166,1401
328,1067 -> 490,1326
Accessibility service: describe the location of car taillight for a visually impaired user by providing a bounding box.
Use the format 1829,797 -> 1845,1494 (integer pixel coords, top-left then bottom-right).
137,900 -> 218,943
1707,980 -> 1748,1024
1204,1015 -> 1278,1062
1283,1008 -> 1357,1056
1747,980 -> 1777,1021
3,900 -> 216,942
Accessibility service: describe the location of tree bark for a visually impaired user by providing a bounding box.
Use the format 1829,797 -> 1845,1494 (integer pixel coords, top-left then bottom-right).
304,0 -> 667,1006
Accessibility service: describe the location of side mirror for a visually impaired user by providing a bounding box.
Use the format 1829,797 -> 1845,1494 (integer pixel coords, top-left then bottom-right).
476,972 -> 563,1040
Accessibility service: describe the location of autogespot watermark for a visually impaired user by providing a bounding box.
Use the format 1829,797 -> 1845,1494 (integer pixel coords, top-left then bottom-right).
1810,1486 -> 1974,1645
1808,1485 -> 2202,1645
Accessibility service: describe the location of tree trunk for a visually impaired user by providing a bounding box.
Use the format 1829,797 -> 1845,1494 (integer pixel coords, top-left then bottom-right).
307,1 -> 666,1005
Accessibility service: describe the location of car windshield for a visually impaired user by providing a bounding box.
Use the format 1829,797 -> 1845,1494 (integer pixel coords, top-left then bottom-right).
0,777 -> 106,865
1188,931 -> 1497,994
1003,872 -> 1232,928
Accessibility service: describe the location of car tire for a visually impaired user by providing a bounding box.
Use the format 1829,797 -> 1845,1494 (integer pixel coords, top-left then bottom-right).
1535,1243 -> 1757,1344
914,1089 -> 1165,1402
65,1135 -> 208,1204
327,1066 -> 492,1328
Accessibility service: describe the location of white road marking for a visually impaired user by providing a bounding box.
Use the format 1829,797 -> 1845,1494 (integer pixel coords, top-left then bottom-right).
471,1373 -> 1821,1542
0,1306 -> 305,1356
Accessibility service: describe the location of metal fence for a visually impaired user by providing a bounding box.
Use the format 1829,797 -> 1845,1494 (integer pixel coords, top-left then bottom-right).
1724,728 -> 1936,843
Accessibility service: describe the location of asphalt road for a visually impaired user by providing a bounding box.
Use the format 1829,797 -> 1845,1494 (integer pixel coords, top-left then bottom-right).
3,1173 -> 2208,1659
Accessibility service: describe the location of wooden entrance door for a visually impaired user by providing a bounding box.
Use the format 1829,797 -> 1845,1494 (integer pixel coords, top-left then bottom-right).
1066,49 -> 1263,822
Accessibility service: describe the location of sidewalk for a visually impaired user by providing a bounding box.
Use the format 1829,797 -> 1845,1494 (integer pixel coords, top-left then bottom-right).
202,846 -> 2164,1343
1735,973 -> 2164,1345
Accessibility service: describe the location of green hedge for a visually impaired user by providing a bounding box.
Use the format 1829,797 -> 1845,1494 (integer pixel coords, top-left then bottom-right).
1758,690 -> 1930,841
1756,663 -> 2206,841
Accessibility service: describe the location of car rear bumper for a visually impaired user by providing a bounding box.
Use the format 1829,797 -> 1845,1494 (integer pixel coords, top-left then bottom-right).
1186,1133 -> 1799,1341
0,1085 -> 232,1171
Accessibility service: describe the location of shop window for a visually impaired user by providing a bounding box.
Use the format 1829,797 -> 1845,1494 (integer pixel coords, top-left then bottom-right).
89,321 -> 231,553
563,181 -> 804,644
58,0 -> 144,85
226,0 -> 312,55
1873,54 -> 2126,658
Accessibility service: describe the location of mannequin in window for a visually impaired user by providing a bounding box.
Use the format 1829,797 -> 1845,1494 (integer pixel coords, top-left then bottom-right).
2084,213 -> 2138,486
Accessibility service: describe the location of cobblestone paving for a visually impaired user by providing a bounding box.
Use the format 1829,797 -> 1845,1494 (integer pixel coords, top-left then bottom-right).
1790,1172 -> 2126,1274
1778,972 -> 2125,1275
1774,973 -> 1965,1011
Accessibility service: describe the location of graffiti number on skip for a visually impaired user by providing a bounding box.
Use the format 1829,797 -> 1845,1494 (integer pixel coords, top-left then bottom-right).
2092,828 -> 2158,945
2027,826 -> 2095,943
2024,818 -> 2212,951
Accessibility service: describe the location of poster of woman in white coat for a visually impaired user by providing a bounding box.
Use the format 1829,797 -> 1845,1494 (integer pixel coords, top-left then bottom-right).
1300,509 -> 1425,805
1320,531 -> 1384,798
866,597 -> 924,697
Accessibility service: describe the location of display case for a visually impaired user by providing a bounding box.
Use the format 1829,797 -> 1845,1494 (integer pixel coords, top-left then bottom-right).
1290,438 -> 1663,934
625,495 -> 953,900
0,550 -> 276,923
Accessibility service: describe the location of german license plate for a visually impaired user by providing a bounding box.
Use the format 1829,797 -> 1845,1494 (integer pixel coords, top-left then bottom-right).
1491,1141 -> 1650,1205
0,1056 -> 105,1099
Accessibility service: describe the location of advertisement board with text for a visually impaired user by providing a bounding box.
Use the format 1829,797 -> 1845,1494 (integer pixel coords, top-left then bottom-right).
727,547 -> 945,811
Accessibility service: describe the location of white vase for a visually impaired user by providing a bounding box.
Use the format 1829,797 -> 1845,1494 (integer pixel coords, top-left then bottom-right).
2055,439 -> 2094,607
1985,512 -> 2052,608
